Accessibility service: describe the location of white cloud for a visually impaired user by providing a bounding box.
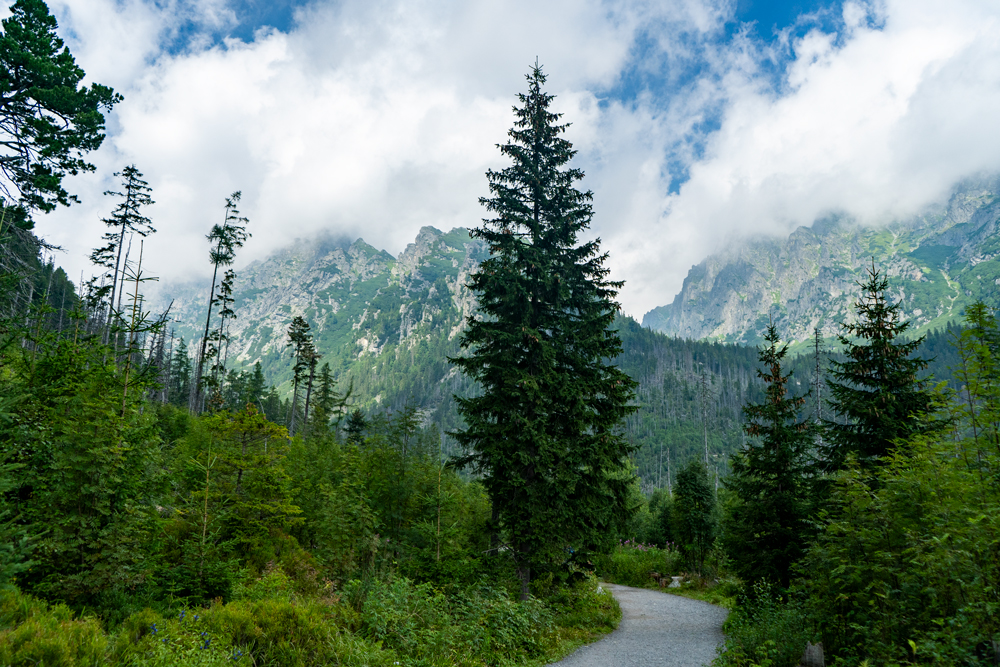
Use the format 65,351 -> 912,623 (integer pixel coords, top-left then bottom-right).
37,0 -> 697,305
29,0 -> 1000,320
609,0 -> 1000,316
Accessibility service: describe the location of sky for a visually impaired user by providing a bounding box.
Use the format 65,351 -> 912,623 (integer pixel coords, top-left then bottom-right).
26,0 -> 1000,318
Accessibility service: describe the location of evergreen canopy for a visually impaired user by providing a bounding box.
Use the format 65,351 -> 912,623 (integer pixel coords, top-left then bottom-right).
823,262 -> 935,470
451,64 -> 637,599
724,323 -> 814,588
0,0 -> 120,224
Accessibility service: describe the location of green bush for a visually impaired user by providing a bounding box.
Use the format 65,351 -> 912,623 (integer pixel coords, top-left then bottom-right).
346,574 -> 557,666
593,541 -> 683,587
0,589 -> 107,667
714,581 -> 811,667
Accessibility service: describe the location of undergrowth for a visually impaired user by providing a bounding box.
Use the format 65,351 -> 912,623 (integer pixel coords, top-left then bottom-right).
0,565 -> 620,667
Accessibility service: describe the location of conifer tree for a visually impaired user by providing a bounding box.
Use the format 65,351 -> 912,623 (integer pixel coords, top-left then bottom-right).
245,361 -> 266,409
345,408 -> 367,445
724,324 -> 814,588
192,192 -> 249,412
310,362 -> 349,433
0,0 -> 121,226
89,165 -> 154,343
204,268 -> 236,409
673,459 -> 716,574
286,315 -> 313,435
823,263 -> 935,470
452,64 -> 637,600
168,336 -> 191,406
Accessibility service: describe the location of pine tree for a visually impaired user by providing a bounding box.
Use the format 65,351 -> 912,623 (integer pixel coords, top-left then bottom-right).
673,459 -> 716,574
286,315 -> 313,435
245,361 -> 266,410
192,193 -> 249,412
89,165 -> 154,343
168,336 -> 191,406
204,268 -> 237,410
724,324 -> 814,588
344,408 -> 367,445
824,263 -> 935,471
0,0 -> 121,225
451,64 -> 638,600
310,362 -> 349,434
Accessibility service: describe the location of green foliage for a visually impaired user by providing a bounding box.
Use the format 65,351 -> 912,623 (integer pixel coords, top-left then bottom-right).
452,64 -> 637,598
348,576 -> 547,665
593,541 -> 683,588
0,0 -> 121,222
160,405 -> 300,600
167,337 -> 192,407
823,263 -> 936,470
0,460 -> 32,589
714,581 -> 811,667
795,302 -> 1000,664
88,164 -> 155,342
0,591 -> 108,666
1,335 -> 162,603
724,324 -> 815,589
673,460 -> 717,573
0,569 -> 619,667
193,192 -> 250,412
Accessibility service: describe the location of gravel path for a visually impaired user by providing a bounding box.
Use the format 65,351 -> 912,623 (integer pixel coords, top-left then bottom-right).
551,583 -> 728,667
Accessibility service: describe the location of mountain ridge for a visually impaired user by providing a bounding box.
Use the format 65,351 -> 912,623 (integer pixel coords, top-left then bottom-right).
642,176 -> 1000,346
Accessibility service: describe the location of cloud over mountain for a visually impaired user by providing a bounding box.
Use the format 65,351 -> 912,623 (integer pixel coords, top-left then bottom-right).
28,0 -> 1000,316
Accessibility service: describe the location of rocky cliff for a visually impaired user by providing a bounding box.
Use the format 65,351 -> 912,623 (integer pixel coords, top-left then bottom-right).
162,226 -> 488,398
643,177 -> 1000,345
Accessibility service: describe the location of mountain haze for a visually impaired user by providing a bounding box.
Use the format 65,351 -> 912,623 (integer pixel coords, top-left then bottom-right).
159,212 -> 979,490
159,226 -> 772,489
643,177 -> 1000,346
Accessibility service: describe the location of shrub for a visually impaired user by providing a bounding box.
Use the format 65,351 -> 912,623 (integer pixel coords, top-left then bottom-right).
593,540 -> 683,587
0,589 -> 107,667
714,581 -> 811,667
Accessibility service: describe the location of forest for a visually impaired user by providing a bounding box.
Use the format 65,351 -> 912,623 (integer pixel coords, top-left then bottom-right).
2,0 -> 999,666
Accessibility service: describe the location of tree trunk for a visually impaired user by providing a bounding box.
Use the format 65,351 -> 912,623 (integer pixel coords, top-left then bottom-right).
193,259 -> 220,413
516,562 -> 531,602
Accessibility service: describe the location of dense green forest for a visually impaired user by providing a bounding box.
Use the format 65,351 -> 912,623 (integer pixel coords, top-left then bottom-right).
2,1 -> 1000,666
1,221 -> 623,665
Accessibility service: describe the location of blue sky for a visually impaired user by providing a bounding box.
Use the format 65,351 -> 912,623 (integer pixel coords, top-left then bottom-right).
222,0 -> 848,46
35,0 -> 1000,316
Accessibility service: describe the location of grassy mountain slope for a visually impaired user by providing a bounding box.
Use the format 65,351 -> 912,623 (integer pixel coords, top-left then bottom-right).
160,226 -> 964,492
643,176 -> 1000,348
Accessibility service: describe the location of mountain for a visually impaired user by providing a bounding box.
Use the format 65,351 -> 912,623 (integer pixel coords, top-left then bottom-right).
158,223 -> 963,494
642,177 -> 1000,346
159,226 -> 777,490
163,225 -> 486,401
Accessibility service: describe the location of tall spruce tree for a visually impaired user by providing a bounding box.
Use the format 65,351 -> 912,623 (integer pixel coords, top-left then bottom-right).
451,64 -> 637,600
245,361 -> 266,410
724,324 -> 814,589
204,268 -> 237,409
286,315 -> 313,436
168,336 -> 191,406
89,165 -> 154,343
673,459 -> 716,574
192,192 -> 249,413
823,263 -> 935,471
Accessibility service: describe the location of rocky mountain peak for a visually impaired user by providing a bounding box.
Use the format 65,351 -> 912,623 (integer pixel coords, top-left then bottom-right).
643,177 -> 1000,346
